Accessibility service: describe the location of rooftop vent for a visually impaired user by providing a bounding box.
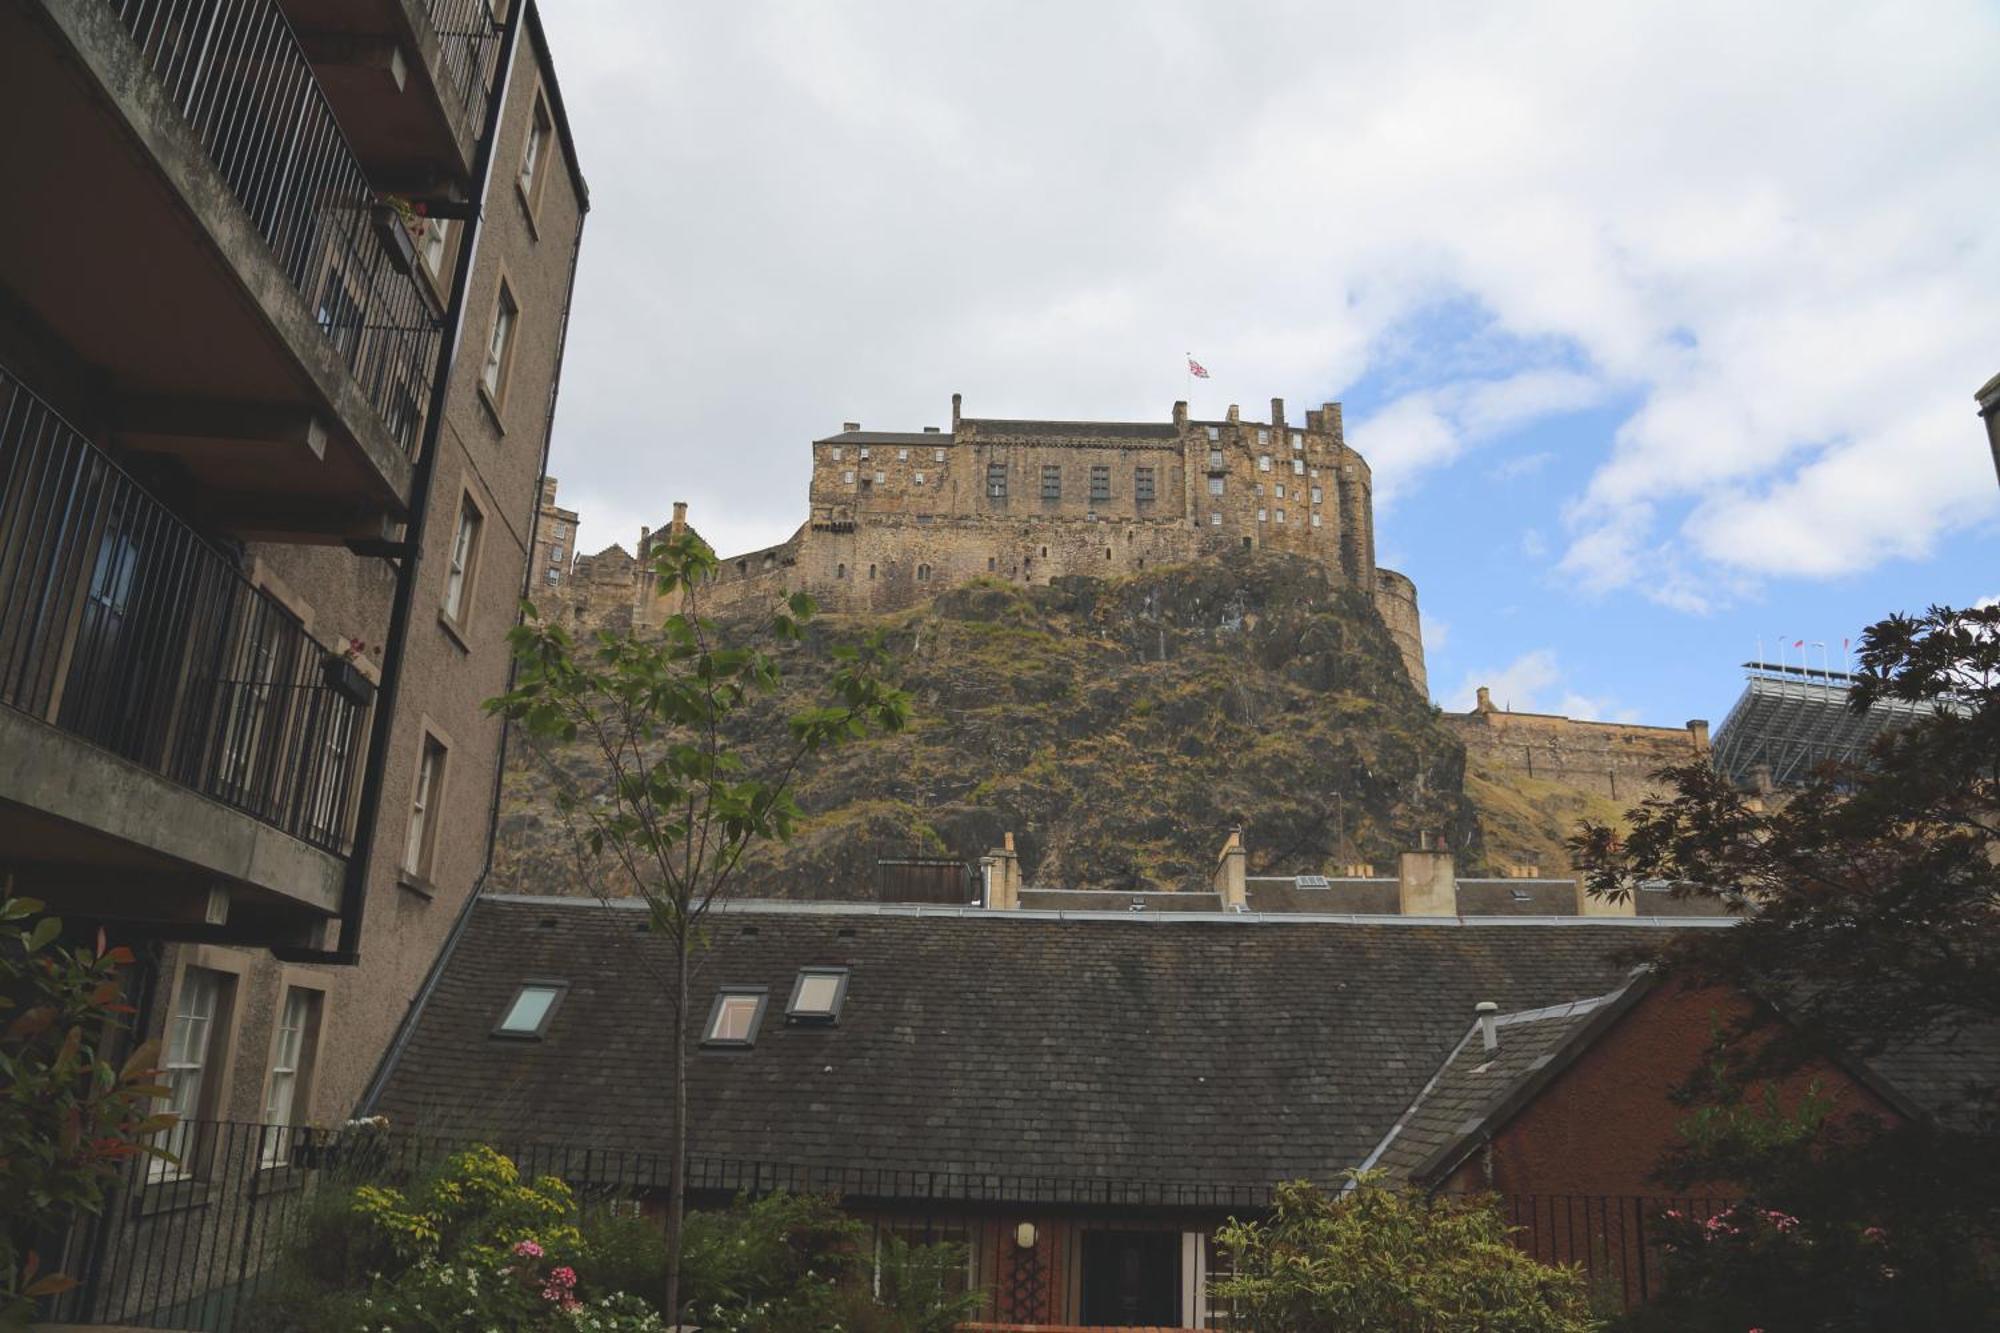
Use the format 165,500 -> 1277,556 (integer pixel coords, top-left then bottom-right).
1475,1000 -> 1499,1053
1295,874 -> 1330,889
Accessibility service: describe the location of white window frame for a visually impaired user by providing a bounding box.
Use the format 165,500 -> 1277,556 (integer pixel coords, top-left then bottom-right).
1258,454 -> 1272,472
404,734 -> 447,878
260,987 -> 319,1167
1208,477 -> 1224,496
154,968 -> 227,1181
1209,511 -> 1222,526
481,284 -> 518,405
444,495 -> 481,623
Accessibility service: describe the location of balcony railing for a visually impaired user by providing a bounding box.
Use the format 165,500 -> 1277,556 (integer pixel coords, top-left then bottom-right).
427,0 -> 504,129
0,367 -> 366,855
107,0 -> 444,455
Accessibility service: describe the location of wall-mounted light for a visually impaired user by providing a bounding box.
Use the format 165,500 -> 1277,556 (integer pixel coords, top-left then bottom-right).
1014,1222 -> 1038,1250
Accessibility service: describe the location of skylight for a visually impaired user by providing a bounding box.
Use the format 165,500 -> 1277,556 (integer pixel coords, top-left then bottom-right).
786,968 -> 849,1024
704,987 -> 767,1047
494,982 -> 565,1038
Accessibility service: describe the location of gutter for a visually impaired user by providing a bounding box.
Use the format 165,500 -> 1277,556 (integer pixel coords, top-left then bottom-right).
276,2 -> 526,966
356,29 -> 588,1109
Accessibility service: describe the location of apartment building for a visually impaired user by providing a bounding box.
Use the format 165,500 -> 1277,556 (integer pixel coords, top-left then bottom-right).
0,0 -> 585,1195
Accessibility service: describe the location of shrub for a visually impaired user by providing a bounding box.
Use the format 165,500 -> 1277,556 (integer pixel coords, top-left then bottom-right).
1213,1174 -> 1600,1332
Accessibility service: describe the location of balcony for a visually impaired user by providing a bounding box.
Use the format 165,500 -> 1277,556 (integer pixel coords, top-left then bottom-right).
0,366 -> 364,927
0,0 -> 450,530
278,0 -> 504,188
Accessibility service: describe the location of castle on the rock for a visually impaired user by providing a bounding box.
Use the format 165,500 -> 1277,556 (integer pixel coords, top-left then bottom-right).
538,394 -> 1429,691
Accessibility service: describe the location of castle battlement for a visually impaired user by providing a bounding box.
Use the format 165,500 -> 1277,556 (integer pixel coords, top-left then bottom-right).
545,395 -> 1428,692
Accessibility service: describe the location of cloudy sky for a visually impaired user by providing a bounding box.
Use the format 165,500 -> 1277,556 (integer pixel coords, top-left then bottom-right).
534,0 -> 1999,727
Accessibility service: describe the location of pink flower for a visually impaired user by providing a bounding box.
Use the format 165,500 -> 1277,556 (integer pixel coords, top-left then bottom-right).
547,1266 -> 576,1288
512,1239 -> 544,1259
1863,1226 -> 1888,1243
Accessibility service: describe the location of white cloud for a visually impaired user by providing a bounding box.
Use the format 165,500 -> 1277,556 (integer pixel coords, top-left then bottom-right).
536,0 -> 2000,592
1489,450 -> 1556,482
1448,648 -> 1637,722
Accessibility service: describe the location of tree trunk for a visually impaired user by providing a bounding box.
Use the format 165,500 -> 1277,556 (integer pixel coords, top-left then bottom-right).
664,937 -> 689,1326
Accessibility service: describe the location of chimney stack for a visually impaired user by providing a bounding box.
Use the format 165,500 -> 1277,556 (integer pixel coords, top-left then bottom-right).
1398,848 -> 1457,916
842,421 -> 861,434
1212,827 -> 1248,909
1173,400 -> 1188,428
1476,1001 -> 1499,1053
1687,719 -> 1710,753
671,501 -> 687,534
1270,397 -> 1285,427
983,833 -> 1023,909
951,393 -> 962,431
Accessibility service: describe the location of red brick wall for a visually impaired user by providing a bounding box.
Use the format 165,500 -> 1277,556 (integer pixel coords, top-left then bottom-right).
1445,981 -> 1905,1197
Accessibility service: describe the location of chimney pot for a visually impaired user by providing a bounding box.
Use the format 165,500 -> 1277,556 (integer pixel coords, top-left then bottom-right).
1476,1000 -> 1499,1052
842,421 -> 861,434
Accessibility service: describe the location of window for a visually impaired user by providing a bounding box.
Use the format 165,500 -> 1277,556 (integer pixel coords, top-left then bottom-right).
421,219 -> 452,280
1205,425 -> 1220,441
1041,464 -> 1062,500
1257,428 -> 1269,445
987,464 -> 1007,499
843,469 -> 855,485
1274,483 -> 1285,499
494,982 -> 566,1038
1257,507 -> 1268,522
1310,486 -> 1322,504
155,967 -> 230,1180
897,448 -> 909,461
1209,511 -> 1222,526
1258,454 -> 1271,472
859,447 -> 871,460
704,987 -> 768,1047
933,448 -> 946,462
1135,467 -> 1155,502
444,495 -> 482,623
1311,511 -> 1322,527
482,283 -> 518,407
1208,477 -> 1224,496
786,967 -> 849,1023
519,95 -> 553,215
913,471 -> 924,485
1292,457 -> 1305,475
546,568 -> 561,583
1253,482 -> 1263,496
1090,464 -> 1110,502
917,563 -> 931,582
260,987 -> 321,1166
837,563 -> 846,578
404,734 -> 447,879
830,445 -> 843,461
873,470 -> 886,484
868,564 -> 876,579
1207,449 -> 1224,469
1291,431 -> 1304,450
1275,508 -> 1286,523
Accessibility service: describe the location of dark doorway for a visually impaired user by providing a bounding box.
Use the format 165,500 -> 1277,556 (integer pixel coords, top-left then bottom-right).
1079,1229 -> 1180,1327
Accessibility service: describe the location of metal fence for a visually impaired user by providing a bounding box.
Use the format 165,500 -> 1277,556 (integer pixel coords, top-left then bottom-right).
425,0 -> 504,128
107,0 -> 444,453
0,368 -> 366,853
49,1116 -> 1724,1330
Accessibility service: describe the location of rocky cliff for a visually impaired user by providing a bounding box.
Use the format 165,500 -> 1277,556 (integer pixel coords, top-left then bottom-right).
493,552 -> 1534,898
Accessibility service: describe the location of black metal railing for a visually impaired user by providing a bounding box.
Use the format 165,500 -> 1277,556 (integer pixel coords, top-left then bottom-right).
0,369 -> 365,854
107,0 -> 443,456
425,0 -> 503,128
47,1117 -> 1722,1331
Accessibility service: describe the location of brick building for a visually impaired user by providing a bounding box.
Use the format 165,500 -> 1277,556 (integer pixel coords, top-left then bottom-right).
550,395 -> 1431,694
0,0 -> 584,1213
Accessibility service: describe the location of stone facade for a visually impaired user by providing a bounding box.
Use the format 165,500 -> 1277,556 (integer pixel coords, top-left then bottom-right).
1447,686 -> 1710,804
533,476 -> 580,597
551,395 -> 1430,690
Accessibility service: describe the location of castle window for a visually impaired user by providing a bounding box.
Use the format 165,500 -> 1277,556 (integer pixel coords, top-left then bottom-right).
1090,465 -> 1110,502
1105,548 -> 1112,560
1205,425 -> 1220,441
1292,457 -> 1305,475
988,556 -> 997,571
843,470 -> 855,485
1291,431 -> 1304,450
913,472 -> 925,485
1135,467 -> 1155,502
934,448 -> 946,462
859,447 -> 871,460
897,448 -> 909,461
1257,428 -> 1269,445
1311,511 -> 1322,528
736,559 -> 747,574
1208,477 -> 1224,496
831,446 -> 843,461
868,564 -> 876,580
917,563 -> 931,582
545,568 -> 560,584
1257,507 -> 1268,522
837,563 -> 846,578
1210,511 -> 1222,526
1274,484 -> 1285,500
549,544 -> 564,562
986,464 -> 1007,499
1041,465 -> 1062,500
1258,455 -> 1272,472
1041,546 -> 1048,558
1207,449 -> 1223,470
874,471 -> 886,484
1275,509 -> 1286,524
1253,482 -> 1262,496
1310,486 -> 1322,504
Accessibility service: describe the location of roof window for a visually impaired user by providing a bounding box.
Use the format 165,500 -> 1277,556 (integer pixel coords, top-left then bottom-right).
493,981 -> 566,1038
703,987 -> 768,1047
786,967 -> 850,1024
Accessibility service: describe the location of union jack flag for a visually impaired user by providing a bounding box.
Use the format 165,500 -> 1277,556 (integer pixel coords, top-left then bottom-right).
1187,356 -> 1210,379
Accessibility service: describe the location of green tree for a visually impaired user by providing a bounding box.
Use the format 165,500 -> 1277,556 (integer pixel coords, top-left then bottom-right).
487,532 -> 909,1326
1211,1175 -> 1599,1332
1,892 -> 171,1328
1571,603 -> 2000,1329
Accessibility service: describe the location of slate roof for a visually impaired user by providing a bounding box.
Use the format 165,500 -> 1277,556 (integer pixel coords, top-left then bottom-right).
814,430 -> 953,446
1360,979 -> 1647,1185
370,897 -> 1718,1200
962,418 -> 1181,440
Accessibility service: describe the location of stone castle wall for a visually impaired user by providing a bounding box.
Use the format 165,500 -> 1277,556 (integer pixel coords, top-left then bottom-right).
1446,687 -> 1710,803
542,395 -> 1431,690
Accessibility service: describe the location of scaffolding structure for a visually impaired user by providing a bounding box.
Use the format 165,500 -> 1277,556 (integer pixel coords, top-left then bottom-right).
1710,662 -> 1939,788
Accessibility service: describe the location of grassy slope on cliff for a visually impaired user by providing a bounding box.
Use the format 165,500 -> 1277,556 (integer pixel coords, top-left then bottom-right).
494,551 -> 1510,898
